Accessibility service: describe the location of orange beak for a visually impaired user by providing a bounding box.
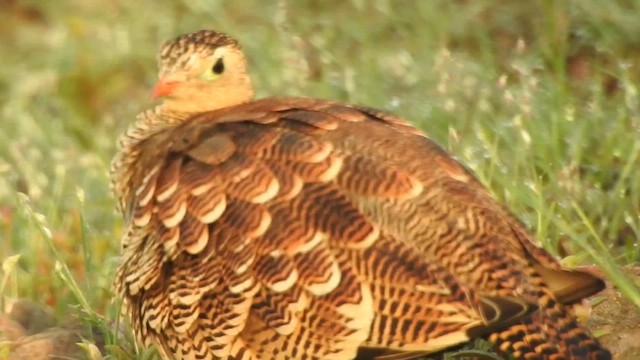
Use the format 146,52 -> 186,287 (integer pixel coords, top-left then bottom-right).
152,78 -> 181,98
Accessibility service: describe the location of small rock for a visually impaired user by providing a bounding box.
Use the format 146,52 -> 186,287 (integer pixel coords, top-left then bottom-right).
8,326 -> 86,360
8,299 -> 56,335
0,315 -> 26,341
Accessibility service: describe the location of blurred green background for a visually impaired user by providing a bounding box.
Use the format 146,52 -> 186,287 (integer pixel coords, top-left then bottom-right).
1,0 -> 639,358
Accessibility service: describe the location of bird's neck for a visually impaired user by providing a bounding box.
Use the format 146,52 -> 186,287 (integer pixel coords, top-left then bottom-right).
154,102 -> 200,123
110,104 -> 189,211
110,88 -> 253,210
157,81 -> 255,116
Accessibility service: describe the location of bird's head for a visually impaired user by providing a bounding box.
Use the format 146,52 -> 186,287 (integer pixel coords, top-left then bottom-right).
153,30 -> 254,114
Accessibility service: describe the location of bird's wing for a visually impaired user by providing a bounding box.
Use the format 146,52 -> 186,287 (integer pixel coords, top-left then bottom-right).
114,97 -> 594,360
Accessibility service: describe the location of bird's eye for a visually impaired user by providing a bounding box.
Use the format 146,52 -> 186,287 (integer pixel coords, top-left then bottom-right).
212,58 -> 224,74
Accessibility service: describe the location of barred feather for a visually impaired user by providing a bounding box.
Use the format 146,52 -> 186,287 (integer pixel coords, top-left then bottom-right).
111,29 -> 611,360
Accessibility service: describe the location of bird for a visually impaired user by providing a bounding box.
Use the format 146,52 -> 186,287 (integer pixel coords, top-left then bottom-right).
110,29 -> 611,360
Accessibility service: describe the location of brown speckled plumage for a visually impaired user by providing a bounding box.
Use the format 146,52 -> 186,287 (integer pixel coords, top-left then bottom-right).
111,30 -> 611,360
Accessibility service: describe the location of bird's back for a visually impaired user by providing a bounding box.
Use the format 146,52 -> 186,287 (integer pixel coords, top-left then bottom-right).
112,97 -> 610,360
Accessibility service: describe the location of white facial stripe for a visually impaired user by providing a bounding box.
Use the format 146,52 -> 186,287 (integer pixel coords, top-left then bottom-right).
211,46 -> 228,60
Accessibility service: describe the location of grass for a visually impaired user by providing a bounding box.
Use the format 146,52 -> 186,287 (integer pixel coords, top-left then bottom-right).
1,0 -> 639,358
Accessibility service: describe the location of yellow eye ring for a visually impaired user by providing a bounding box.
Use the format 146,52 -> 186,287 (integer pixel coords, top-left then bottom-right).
200,57 -> 224,80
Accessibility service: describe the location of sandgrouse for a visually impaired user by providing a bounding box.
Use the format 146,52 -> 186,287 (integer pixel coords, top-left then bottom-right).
111,30 -> 612,360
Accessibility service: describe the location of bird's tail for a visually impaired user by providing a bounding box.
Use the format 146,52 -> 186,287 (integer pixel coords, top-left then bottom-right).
488,289 -> 611,360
